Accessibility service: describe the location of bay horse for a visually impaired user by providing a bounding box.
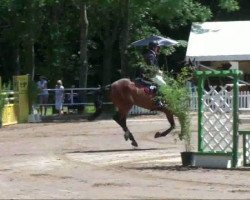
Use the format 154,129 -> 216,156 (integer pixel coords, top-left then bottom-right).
88,78 -> 175,147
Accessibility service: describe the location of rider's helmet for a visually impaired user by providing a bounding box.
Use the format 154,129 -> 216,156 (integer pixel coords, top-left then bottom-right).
148,40 -> 160,50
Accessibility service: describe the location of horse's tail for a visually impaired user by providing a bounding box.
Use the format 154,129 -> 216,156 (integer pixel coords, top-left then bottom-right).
87,85 -> 111,121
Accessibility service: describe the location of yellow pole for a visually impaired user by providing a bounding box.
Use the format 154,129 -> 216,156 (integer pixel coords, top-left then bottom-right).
13,75 -> 29,123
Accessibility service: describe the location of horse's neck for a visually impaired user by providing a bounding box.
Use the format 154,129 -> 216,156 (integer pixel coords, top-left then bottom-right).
118,78 -> 131,83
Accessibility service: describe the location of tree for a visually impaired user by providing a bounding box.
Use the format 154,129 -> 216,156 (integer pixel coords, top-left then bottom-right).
79,0 -> 89,88
119,0 -> 130,78
0,0 -> 243,87
122,0 -> 240,75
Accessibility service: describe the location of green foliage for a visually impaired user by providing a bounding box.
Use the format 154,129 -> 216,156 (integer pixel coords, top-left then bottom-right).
0,0 -> 244,86
84,105 -> 96,114
158,67 -> 193,151
152,0 -> 212,28
219,0 -> 239,11
137,63 -> 159,79
0,93 -> 6,126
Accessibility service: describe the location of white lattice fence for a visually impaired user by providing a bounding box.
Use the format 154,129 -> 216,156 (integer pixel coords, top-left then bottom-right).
202,86 -> 234,152
129,105 -> 157,115
238,91 -> 250,110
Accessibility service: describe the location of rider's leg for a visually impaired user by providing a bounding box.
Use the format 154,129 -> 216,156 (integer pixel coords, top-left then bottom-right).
155,98 -> 164,108
152,74 -> 167,109
135,78 -> 158,94
135,78 -> 152,87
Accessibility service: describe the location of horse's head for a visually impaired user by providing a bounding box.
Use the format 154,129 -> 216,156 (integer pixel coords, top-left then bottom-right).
178,58 -> 198,72
186,58 -> 198,71
177,58 -> 198,84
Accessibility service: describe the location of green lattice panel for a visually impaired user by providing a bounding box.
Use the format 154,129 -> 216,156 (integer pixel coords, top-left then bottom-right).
202,85 -> 233,152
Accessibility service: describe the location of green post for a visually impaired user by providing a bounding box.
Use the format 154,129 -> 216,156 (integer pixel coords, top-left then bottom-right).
196,71 -> 205,152
195,70 -> 242,168
232,70 -> 239,168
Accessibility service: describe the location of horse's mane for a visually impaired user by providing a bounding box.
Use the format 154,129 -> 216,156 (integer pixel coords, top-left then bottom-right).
112,78 -> 132,85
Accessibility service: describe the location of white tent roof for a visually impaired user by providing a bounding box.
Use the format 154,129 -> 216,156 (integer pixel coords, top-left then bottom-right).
186,21 -> 250,61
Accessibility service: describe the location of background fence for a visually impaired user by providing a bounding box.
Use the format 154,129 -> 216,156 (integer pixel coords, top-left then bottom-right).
38,88 -> 157,115
189,90 -> 250,111
37,87 -> 250,116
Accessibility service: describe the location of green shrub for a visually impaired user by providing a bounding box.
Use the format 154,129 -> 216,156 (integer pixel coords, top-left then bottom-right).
158,67 -> 192,151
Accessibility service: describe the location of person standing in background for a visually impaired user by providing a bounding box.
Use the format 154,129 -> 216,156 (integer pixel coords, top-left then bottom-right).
55,80 -> 64,115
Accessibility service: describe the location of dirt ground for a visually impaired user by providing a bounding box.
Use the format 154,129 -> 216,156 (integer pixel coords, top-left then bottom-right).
0,114 -> 250,199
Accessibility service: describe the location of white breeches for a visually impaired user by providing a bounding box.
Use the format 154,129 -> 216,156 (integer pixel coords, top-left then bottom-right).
151,74 -> 166,86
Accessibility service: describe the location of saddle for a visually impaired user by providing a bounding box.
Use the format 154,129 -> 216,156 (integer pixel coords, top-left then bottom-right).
134,78 -> 165,109
134,78 -> 157,95
143,85 -> 157,95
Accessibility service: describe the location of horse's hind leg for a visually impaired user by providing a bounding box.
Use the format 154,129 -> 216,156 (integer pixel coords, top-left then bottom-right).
113,111 -> 138,147
155,110 -> 176,138
113,112 -> 123,128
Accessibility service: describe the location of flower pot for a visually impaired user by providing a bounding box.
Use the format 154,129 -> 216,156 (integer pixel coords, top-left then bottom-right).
181,152 -> 193,166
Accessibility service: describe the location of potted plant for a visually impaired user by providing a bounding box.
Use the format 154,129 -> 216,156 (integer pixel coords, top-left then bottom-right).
158,67 -> 193,166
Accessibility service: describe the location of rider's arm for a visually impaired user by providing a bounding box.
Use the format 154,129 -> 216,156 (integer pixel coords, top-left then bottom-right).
146,54 -> 156,66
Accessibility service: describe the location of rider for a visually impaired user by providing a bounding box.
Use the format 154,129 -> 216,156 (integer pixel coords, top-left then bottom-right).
136,40 -> 166,108
144,40 -> 160,66
136,41 -> 162,87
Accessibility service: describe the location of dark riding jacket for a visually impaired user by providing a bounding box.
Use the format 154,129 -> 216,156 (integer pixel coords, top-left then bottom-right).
144,49 -> 158,66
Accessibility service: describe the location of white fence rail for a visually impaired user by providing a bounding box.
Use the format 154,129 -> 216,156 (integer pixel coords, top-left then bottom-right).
2,90 -> 18,104
189,91 -> 250,111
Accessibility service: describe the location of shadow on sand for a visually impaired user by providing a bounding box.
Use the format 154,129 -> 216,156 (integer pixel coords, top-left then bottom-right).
129,165 -> 198,171
69,148 -> 166,154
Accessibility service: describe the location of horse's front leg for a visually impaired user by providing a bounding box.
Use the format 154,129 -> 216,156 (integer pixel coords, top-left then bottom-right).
154,111 -> 175,138
113,112 -> 138,147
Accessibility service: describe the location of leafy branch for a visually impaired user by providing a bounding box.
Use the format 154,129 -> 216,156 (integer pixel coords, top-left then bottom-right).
158,67 -> 193,151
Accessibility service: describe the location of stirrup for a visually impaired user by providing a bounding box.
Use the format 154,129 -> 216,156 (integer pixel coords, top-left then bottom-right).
155,100 -> 165,109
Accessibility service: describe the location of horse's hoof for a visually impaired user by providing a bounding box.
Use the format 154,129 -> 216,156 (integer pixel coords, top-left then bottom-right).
154,132 -> 162,138
131,140 -> 138,147
124,132 -> 129,141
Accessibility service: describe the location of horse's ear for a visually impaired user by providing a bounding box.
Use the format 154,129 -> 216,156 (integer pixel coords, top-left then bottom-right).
192,58 -> 196,66
188,58 -> 192,66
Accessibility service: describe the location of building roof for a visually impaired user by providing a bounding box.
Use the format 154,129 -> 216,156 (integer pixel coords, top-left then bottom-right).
186,21 -> 250,61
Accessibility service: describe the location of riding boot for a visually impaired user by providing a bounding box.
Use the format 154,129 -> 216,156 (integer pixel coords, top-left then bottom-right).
150,98 -> 165,111
155,99 -> 164,109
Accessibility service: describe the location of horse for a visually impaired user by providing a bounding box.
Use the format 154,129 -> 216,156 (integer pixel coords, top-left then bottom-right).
88,78 -> 176,147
